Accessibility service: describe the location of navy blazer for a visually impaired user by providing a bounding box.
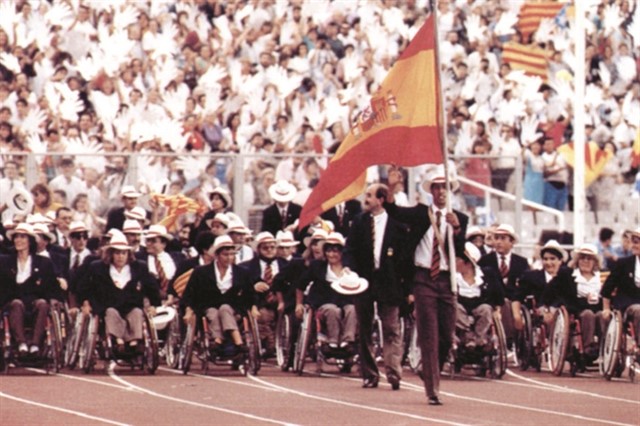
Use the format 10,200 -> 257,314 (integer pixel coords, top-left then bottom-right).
239,256 -> 289,308
321,199 -> 362,237
478,251 -> 529,300
517,267 -> 569,308
180,263 -> 254,315
261,202 -> 302,236
85,259 -> 160,316
549,268 -> 602,314
297,260 -> 354,309
0,253 -> 60,305
344,211 -> 410,304
601,255 -> 640,311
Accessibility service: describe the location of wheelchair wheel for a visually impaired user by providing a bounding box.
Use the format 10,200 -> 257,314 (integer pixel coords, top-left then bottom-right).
142,314 -> 159,374
180,322 -> 195,374
600,310 -> 623,380
79,315 -> 99,373
371,316 -> 384,364
293,307 -> 313,375
46,311 -> 62,374
244,311 -> 261,375
407,322 -> 422,374
549,306 -> 570,376
489,311 -> 508,379
65,314 -> 87,369
164,315 -> 181,369
275,312 -> 292,371
516,307 -> 533,371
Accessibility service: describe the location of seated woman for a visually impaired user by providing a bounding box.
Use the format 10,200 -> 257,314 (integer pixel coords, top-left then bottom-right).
181,235 -> 254,354
83,230 -> 160,353
296,232 -> 357,355
0,223 -> 58,355
455,242 -> 504,350
552,243 -> 605,360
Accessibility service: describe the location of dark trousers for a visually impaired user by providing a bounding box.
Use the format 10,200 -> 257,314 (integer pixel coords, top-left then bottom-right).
357,293 -> 402,382
414,268 -> 456,399
9,299 -> 49,346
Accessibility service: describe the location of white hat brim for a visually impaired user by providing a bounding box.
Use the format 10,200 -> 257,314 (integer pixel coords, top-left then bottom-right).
151,306 -> 177,330
331,277 -> 369,295
8,187 -> 34,217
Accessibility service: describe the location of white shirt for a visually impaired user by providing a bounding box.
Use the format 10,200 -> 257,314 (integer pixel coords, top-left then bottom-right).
372,211 -> 388,270
457,267 -> 485,299
497,252 -> 512,284
235,245 -> 255,264
261,259 -> 279,278
148,251 -> 177,281
415,206 -> 449,270
16,255 -> 33,284
635,257 -> 640,287
573,269 -> 601,303
70,248 -> 91,270
110,265 -> 131,289
542,151 -> 569,184
215,262 -> 233,294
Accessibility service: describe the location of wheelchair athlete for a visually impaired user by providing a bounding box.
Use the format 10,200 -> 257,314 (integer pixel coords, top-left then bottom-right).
0,223 -> 59,356
181,235 -> 254,355
81,230 -> 160,355
295,232 -> 357,356
455,242 -> 504,352
551,244 -> 605,362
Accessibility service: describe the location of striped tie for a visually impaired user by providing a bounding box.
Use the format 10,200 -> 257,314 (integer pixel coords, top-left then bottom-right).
430,211 -> 441,281
264,263 -> 273,285
155,255 -> 169,293
500,255 -> 509,280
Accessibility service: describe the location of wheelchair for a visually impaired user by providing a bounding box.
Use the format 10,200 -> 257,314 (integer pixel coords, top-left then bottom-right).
179,309 -> 261,376
548,306 -> 601,377
292,305 -> 357,375
275,310 -> 296,371
151,306 -> 182,369
600,310 -> 640,383
447,310 -> 507,379
515,297 -> 550,372
405,316 -> 422,374
0,302 -> 63,374
78,310 -> 159,374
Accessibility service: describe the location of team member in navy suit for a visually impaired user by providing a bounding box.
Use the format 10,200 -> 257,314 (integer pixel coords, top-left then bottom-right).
261,180 -> 302,236
181,235 -> 255,353
321,198 -> 362,237
345,183 -> 409,390
602,227 -> 640,346
0,223 -> 58,355
478,224 -> 529,350
143,224 -> 185,305
384,169 -> 468,406
82,231 -> 160,353
239,231 -> 289,358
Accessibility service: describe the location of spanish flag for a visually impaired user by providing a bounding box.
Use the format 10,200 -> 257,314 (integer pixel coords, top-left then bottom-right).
502,42 -> 550,80
557,141 -> 613,187
632,127 -> 640,168
298,15 -> 444,228
517,1 -> 565,42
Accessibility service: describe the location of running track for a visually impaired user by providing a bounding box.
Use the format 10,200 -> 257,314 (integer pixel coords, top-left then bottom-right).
1,360 -> 638,425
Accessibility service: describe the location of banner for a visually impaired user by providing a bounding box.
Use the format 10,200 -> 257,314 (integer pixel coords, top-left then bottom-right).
557,141 -> 613,187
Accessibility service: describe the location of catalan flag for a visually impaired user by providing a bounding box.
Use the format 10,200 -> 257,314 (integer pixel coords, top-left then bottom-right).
632,127 -> 640,168
502,42 -> 550,80
518,1 -> 565,42
151,193 -> 206,232
172,269 -> 194,298
298,15 -> 444,228
557,141 -> 613,187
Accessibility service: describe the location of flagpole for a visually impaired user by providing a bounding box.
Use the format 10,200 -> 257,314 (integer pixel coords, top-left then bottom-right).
431,0 -> 457,293
573,0 -> 586,246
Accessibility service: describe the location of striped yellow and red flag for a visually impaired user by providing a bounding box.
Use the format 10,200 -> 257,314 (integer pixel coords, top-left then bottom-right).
502,42 -> 550,80
151,193 -> 206,232
172,268 -> 194,298
517,1 -> 565,42
557,141 -> 613,187
298,15 -> 444,228
632,127 -> 640,168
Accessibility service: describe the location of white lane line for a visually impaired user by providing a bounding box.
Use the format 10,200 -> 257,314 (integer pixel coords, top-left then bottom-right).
247,374 -> 470,426
25,367 -> 138,392
0,391 -> 130,426
505,369 -> 640,404
108,363 -> 295,426
397,380 -> 635,426
158,366 -> 283,392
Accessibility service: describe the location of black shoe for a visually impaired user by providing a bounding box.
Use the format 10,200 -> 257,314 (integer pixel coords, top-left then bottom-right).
387,373 -> 400,390
235,344 -> 249,354
362,377 -> 379,388
428,396 -> 443,406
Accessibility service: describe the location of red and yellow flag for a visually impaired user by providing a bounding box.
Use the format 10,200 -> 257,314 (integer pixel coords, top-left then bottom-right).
517,1 -> 564,42
632,127 -> 640,168
298,15 -> 444,228
151,193 -> 206,232
502,42 -> 550,80
557,141 -> 613,187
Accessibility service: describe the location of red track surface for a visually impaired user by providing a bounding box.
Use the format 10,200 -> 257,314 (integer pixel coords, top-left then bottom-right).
2,360 -> 638,425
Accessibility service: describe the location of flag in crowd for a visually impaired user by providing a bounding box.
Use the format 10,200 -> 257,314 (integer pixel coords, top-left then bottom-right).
299,14 -> 444,228
502,42 -> 551,80
557,141 -> 614,187
632,128 -> 640,169
517,0 -> 565,41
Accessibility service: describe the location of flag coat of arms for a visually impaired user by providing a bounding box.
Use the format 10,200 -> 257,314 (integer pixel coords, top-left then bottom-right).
299,15 -> 444,228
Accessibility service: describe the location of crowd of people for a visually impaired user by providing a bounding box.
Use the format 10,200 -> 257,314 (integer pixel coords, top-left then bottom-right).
0,0 -> 638,241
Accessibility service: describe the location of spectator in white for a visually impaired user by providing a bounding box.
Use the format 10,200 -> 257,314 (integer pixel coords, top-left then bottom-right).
0,160 -> 27,222
80,167 -> 103,214
490,124 -> 522,192
466,40 -> 499,76
49,158 -> 87,207
541,137 -> 569,211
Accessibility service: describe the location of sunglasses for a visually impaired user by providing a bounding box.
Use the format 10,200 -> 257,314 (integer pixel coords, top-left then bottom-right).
71,233 -> 89,240
260,244 -> 277,250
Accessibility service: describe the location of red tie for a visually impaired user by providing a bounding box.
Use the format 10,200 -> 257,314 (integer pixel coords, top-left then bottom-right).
281,208 -> 287,229
155,255 -> 168,293
430,211 -> 441,281
263,263 -> 273,285
72,254 -> 81,271
500,255 -> 509,280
